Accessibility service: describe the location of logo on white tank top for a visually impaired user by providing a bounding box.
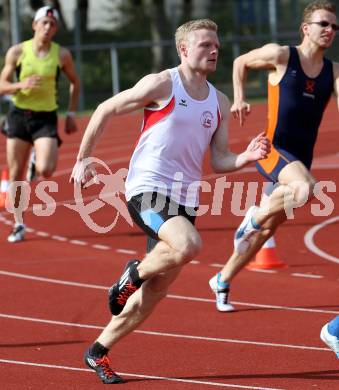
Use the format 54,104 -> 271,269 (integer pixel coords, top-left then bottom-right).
200,110 -> 214,128
179,98 -> 188,107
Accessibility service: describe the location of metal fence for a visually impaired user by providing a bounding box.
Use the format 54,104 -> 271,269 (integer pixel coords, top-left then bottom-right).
1,0 -> 339,112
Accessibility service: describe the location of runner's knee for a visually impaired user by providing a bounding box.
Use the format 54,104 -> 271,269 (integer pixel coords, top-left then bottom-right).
176,234 -> 202,264
9,165 -> 25,181
36,163 -> 55,178
291,178 -> 316,205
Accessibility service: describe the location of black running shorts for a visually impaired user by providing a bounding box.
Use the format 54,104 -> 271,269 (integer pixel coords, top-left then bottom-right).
6,106 -> 60,145
127,192 -> 197,251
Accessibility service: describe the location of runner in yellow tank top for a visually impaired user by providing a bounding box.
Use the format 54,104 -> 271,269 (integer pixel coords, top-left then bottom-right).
13,39 -> 60,112
0,6 -> 80,242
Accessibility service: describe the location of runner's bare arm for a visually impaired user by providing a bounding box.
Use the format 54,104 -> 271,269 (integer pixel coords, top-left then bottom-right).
232,43 -> 289,126
0,44 -> 42,95
76,71 -> 171,161
210,92 -> 270,173
70,72 -> 172,185
60,47 -> 80,134
60,47 -> 80,113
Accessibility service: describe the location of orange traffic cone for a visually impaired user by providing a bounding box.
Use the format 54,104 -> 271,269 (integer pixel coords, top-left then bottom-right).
0,168 -> 9,208
246,236 -> 287,270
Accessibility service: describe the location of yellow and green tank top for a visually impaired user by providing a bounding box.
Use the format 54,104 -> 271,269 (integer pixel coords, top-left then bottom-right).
12,39 -> 60,112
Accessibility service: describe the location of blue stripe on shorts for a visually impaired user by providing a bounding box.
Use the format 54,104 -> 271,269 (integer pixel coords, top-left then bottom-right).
140,209 -> 165,233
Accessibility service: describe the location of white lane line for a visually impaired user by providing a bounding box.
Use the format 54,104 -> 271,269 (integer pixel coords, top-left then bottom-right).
135,329 -> 327,352
291,273 -> 323,279
51,235 -> 68,241
0,270 -> 107,290
167,294 -> 339,315
304,216 -> 339,264
248,269 -> 277,274
0,313 -> 102,329
92,244 -> 111,250
35,231 -> 50,237
0,359 -> 285,390
190,260 -> 200,265
1,270 -> 338,315
0,313 -> 329,353
69,240 -> 87,246
0,214 -> 114,251
116,249 -> 137,255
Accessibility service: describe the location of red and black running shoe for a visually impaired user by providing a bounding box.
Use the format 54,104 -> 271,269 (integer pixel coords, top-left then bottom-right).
84,349 -> 124,384
108,259 -> 143,315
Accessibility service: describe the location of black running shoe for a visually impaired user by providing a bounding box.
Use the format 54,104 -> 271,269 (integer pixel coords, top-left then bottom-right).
108,259 -> 142,315
84,349 -> 124,384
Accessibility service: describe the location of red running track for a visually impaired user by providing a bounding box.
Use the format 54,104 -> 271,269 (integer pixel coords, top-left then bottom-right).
0,102 -> 338,389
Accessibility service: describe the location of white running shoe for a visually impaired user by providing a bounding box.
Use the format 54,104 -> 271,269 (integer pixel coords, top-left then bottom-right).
209,274 -> 235,312
320,323 -> 339,359
234,206 -> 261,254
7,224 -> 26,243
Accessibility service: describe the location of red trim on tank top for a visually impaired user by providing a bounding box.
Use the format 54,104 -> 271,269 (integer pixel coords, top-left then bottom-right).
141,96 -> 175,133
133,96 -> 175,148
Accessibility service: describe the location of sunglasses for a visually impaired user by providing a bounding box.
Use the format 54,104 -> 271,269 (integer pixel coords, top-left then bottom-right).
308,20 -> 339,31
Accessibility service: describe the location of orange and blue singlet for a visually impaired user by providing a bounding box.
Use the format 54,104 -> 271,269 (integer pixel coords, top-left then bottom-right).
256,46 -> 333,182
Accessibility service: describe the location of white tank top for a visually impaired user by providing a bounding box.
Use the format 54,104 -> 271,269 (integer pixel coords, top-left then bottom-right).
125,67 -> 220,207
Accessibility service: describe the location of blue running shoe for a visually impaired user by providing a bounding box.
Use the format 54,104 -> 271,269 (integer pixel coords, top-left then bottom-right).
321,324 -> 339,359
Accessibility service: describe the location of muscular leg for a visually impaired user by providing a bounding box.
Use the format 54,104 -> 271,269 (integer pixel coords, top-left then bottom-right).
6,138 -> 31,225
97,267 -> 182,348
253,161 -> 316,226
108,211 -> 201,317
33,137 -> 58,178
219,160 -> 316,284
137,215 -> 202,280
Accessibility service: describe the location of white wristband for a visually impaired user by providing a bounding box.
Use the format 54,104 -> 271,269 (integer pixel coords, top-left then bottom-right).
66,111 -> 76,117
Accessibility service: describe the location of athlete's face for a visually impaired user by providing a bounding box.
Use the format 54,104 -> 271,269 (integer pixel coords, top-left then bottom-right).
33,16 -> 58,43
183,29 -> 220,74
304,9 -> 337,49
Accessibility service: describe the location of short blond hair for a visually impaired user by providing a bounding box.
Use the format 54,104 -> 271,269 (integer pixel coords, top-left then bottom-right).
175,19 -> 218,58
300,0 -> 337,37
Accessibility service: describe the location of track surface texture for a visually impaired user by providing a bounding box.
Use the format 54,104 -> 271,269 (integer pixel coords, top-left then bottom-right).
0,102 -> 338,389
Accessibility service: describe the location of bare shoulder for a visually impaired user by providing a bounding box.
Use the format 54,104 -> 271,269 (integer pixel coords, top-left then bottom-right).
261,43 -> 289,64
59,46 -> 73,66
141,70 -> 171,89
134,69 -> 172,102
238,43 -> 289,70
274,44 -> 289,63
6,43 -> 23,63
